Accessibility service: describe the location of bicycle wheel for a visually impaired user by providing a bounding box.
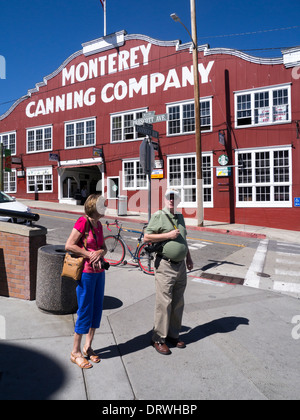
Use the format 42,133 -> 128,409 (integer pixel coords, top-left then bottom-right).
104,235 -> 126,266
137,243 -> 155,275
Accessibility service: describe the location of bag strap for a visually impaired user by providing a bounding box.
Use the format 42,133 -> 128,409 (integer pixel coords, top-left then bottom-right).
161,209 -> 178,230
82,217 -> 88,250
87,218 -> 99,249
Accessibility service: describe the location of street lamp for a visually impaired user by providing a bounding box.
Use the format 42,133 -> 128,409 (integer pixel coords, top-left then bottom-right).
171,1 -> 203,227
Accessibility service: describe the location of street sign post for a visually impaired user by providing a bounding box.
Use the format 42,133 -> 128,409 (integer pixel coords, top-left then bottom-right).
135,111 -> 168,223
136,123 -> 159,139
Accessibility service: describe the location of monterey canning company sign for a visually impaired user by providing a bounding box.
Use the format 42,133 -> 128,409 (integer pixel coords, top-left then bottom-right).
25,32 -> 214,118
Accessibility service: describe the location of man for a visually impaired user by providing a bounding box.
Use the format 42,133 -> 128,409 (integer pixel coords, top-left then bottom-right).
144,188 -> 193,355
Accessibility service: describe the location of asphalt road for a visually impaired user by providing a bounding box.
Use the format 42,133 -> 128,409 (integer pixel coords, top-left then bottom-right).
36,208 -> 259,271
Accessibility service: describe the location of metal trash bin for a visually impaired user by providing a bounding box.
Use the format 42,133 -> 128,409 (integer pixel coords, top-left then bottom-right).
36,245 -> 78,314
118,195 -> 127,216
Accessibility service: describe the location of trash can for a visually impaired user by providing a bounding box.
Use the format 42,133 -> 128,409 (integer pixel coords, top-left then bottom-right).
118,195 -> 127,216
36,245 -> 78,314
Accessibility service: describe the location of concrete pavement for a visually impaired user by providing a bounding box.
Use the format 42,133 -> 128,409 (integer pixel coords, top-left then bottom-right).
1,263 -> 300,400
0,198 -> 300,400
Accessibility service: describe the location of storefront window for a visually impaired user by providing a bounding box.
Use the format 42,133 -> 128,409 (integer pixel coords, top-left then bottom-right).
167,154 -> 213,207
236,147 -> 291,207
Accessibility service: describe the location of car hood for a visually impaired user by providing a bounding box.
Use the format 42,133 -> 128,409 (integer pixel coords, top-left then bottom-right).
0,201 -> 30,213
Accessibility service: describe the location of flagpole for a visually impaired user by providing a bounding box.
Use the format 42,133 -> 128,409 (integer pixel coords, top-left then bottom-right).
104,0 -> 106,36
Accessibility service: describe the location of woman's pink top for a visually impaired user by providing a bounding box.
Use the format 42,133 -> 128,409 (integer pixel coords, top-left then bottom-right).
74,216 -> 104,273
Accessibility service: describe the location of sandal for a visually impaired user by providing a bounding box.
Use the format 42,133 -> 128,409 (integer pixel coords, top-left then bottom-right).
83,347 -> 101,363
70,353 -> 92,369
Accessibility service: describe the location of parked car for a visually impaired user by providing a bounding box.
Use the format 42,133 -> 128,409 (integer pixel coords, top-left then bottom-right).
0,191 -> 32,223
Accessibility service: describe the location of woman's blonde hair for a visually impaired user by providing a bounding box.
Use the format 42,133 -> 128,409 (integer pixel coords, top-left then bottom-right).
84,194 -> 101,217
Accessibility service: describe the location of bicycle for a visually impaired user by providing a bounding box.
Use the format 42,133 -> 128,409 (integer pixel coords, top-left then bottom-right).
103,219 -> 155,275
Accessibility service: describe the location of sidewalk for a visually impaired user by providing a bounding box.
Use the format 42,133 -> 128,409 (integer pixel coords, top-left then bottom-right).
1,198 -> 300,400
1,264 -> 300,400
19,198 -> 300,243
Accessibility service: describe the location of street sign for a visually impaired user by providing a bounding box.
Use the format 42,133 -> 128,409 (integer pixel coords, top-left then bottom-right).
136,124 -> 159,139
131,112 -> 168,126
139,138 -> 155,174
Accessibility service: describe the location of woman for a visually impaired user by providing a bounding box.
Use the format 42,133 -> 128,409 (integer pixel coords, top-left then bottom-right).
65,194 -> 107,369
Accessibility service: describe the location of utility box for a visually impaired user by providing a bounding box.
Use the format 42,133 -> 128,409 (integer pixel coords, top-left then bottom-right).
118,195 -> 127,216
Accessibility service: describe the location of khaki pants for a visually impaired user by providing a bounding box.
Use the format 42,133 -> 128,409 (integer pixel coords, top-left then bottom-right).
152,257 -> 187,343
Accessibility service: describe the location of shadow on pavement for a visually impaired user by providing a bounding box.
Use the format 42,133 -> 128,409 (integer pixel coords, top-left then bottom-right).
0,342 -> 65,400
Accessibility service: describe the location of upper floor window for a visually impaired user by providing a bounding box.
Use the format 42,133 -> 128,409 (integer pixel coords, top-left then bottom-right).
65,118 -> 95,149
235,84 -> 291,128
111,109 -> 147,143
122,159 -> 148,190
0,131 -> 16,155
27,126 -> 52,153
167,98 -> 212,136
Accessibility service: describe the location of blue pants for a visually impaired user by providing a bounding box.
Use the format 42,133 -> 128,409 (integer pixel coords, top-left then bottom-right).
75,271 -> 105,335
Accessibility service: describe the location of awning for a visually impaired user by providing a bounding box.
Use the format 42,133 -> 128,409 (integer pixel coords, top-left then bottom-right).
58,162 -> 102,170
57,157 -> 103,170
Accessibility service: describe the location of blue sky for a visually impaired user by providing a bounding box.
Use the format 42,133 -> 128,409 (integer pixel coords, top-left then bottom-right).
0,0 -> 299,116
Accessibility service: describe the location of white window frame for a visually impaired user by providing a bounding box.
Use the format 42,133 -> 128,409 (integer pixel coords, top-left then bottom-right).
166,97 -> 213,136
234,83 -> 291,128
122,159 -> 148,190
64,117 -> 96,149
26,125 -> 52,153
235,145 -> 292,208
26,167 -> 53,193
0,131 -> 16,155
167,152 -> 213,208
4,170 -> 17,193
110,108 -> 148,143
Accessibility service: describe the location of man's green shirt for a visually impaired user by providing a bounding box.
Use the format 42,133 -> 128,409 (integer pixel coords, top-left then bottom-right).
145,207 -> 188,262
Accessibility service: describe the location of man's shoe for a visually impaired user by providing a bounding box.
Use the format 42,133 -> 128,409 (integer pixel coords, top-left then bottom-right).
152,341 -> 171,355
166,336 -> 186,348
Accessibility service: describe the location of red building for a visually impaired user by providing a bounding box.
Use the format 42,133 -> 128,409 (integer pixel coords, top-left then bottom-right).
1,31 -> 300,230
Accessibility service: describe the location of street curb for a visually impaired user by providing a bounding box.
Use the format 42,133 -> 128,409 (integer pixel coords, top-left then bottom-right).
31,205 -> 266,239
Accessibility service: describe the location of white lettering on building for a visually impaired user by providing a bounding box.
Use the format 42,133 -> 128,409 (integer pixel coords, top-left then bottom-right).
26,88 -> 96,118
101,63 -> 215,103
25,41 -> 214,118
62,43 -> 152,86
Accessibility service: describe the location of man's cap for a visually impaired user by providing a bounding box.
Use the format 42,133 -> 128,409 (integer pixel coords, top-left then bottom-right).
165,188 -> 180,199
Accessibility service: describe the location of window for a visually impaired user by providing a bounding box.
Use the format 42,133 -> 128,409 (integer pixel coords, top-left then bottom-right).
167,153 -> 213,207
111,109 -> 147,143
123,160 -> 147,190
235,84 -> 291,127
107,177 -> 120,199
167,98 -> 212,135
0,131 -> 16,155
27,126 -> 52,153
235,147 -> 292,207
4,170 -> 16,193
65,118 -> 95,148
27,167 -> 53,193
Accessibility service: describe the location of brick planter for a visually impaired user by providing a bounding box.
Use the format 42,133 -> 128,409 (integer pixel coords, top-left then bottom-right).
0,222 -> 47,300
